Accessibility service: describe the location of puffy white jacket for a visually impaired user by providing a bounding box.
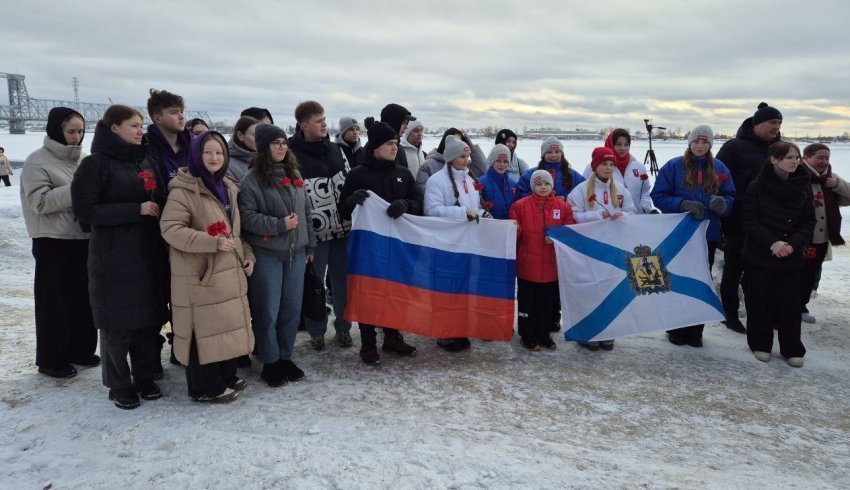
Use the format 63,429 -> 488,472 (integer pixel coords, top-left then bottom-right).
424,165 -> 486,220
567,177 -> 636,223
582,155 -> 653,213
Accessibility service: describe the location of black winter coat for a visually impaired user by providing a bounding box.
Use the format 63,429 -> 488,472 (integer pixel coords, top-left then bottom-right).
717,117 -> 781,243
338,150 -> 422,220
71,123 -> 170,331
741,163 -> 815,271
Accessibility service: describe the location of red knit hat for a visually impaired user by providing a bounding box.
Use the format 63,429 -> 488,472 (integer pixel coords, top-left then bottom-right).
591,147 -> 616,170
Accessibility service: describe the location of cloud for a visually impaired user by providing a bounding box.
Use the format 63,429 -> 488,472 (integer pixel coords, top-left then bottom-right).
2,0 -> 849,135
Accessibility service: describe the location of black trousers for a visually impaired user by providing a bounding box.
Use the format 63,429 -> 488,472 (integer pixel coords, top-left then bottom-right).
720,239 -> 746,322
517,279 -> 559,344
358,324 -> 401,348
668,241 -> 718,340
100,327 -> 160,389
744,263 -> 806,358
32,238 -> 97,368
186,335 -> 237,398
799,242 -> 829,313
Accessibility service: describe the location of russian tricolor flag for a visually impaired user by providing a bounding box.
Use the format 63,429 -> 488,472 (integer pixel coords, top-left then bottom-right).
344,192 -> 517,341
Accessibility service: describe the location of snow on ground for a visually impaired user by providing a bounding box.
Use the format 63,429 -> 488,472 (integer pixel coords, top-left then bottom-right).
2,169 -> 850,489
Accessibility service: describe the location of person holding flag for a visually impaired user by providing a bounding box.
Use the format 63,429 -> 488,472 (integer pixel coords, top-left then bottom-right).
650,125 -> 735,347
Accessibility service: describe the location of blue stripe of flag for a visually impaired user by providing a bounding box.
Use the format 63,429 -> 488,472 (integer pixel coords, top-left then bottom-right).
348,229 -> 516,300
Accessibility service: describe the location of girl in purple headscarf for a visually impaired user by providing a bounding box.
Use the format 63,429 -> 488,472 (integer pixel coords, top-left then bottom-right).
160,131 -> 256,404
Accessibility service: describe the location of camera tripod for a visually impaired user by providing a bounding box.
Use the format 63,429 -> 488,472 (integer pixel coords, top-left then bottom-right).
644,118 -> 666,176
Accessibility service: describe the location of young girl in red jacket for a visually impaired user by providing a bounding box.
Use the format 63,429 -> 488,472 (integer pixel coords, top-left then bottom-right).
509,170 -> 575,350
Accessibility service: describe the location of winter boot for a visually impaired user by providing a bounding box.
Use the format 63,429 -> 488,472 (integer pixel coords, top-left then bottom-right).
69,354 -> 101,367
436,338 -> 471,352
360,346 -> 381,365
309,334 -> 325,351
382,332 -> 416,356
281,360 -> 305,382
38,364 -> 78,379
667,332 -> 688,346
520,337 -> 541,352
133,379 -> 162,400
226,376 -> 248,391
599,340 -> 615,351
541,337 -> 557,350
578,341 -> 600,351
109,387 -> 141,410
261,361 -> 287,387
192,387 -> 239,404
336,331 -> 353,348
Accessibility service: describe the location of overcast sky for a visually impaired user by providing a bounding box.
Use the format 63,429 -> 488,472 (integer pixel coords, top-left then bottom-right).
3,0 -> 849,136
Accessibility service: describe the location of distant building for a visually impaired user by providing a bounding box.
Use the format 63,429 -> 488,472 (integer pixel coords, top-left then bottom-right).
521,128 -> 602,140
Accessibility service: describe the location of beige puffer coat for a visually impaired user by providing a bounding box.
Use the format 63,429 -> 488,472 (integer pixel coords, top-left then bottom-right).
160,168 -> 255,365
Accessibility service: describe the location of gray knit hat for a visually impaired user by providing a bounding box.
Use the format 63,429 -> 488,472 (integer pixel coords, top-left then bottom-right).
254,123 -> 288,152
442,135 -> 471,163
540,136 -> 563,157
338,117 -> 359,137
531,169 -> 554,187
687,125 -> 714,147
487,144 -> 511,166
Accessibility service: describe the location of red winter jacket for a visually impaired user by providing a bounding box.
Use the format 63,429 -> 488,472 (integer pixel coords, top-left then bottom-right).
509,194 -> 575,283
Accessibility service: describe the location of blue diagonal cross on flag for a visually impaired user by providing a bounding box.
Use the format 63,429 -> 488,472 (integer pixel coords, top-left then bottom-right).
547,214 -> 725,342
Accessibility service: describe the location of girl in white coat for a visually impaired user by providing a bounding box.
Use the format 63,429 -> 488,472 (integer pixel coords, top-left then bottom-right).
424,135 -> 489,352
567,147 -> 636,351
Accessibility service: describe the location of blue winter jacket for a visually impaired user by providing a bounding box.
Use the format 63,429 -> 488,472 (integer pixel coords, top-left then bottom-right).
516,163 -> 585,199
478,167 -> 518,219
650,155 -> 736,242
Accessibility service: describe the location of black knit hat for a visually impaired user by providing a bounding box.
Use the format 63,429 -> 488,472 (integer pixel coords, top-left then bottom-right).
380,103 -> 415,135
254,123 -> 288,152
752,102 -> 782,126
365,121 -> 398,152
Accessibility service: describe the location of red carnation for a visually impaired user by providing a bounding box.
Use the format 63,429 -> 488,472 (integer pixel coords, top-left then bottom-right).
473,182 -> 484,191
804,247 -> 817,260
640,174 -> 649,181
137,170 -> 154,180
280,177 -> 291,187
206,221 -> 228,237
262,235 -> 270,242
588,194 -> 597,203
484,201 -> 494,209
717,173 -> 729,182
143,179 -> 157,192
293,179 -> 304,188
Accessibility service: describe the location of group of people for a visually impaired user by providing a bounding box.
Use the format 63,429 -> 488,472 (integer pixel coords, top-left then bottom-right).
15,91 -> 849,409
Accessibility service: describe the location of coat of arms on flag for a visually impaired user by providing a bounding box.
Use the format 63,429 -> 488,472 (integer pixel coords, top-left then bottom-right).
548,214 -> 724,342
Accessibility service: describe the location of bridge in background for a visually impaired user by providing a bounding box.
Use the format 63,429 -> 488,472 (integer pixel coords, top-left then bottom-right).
0,73 -> 211,134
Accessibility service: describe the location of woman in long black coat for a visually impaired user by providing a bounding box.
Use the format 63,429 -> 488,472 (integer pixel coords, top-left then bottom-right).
741,141 -> 815,368
72,104 -> 170,409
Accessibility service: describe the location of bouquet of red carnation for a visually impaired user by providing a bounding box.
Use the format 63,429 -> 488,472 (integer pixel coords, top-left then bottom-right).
206,221 -> 244,266
138,170 -> 156,199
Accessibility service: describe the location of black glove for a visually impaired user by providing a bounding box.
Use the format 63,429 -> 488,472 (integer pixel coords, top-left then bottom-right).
709,195 -> 727,215
649,208 -> 661,215
347,189 -> 369,208
680,200 -> 705,220
386,199 -> 409,219
466,209 -> 480,223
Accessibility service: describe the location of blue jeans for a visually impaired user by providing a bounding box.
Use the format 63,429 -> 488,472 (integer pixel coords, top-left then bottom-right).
305,237 -> 351,336
249,251 -> 306,363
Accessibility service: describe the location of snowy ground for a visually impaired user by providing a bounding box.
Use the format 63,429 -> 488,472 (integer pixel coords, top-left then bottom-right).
2,169 -> 850,488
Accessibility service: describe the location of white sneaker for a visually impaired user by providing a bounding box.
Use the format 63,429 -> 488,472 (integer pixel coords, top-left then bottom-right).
753,351 -> 771,362
801,312 -> 816,324
786,357 -> 804,368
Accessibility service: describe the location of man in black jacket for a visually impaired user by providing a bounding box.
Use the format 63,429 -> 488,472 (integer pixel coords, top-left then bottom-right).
339,122 -> 422,365
289,101 -> 354,351
717,102 -> 783,333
